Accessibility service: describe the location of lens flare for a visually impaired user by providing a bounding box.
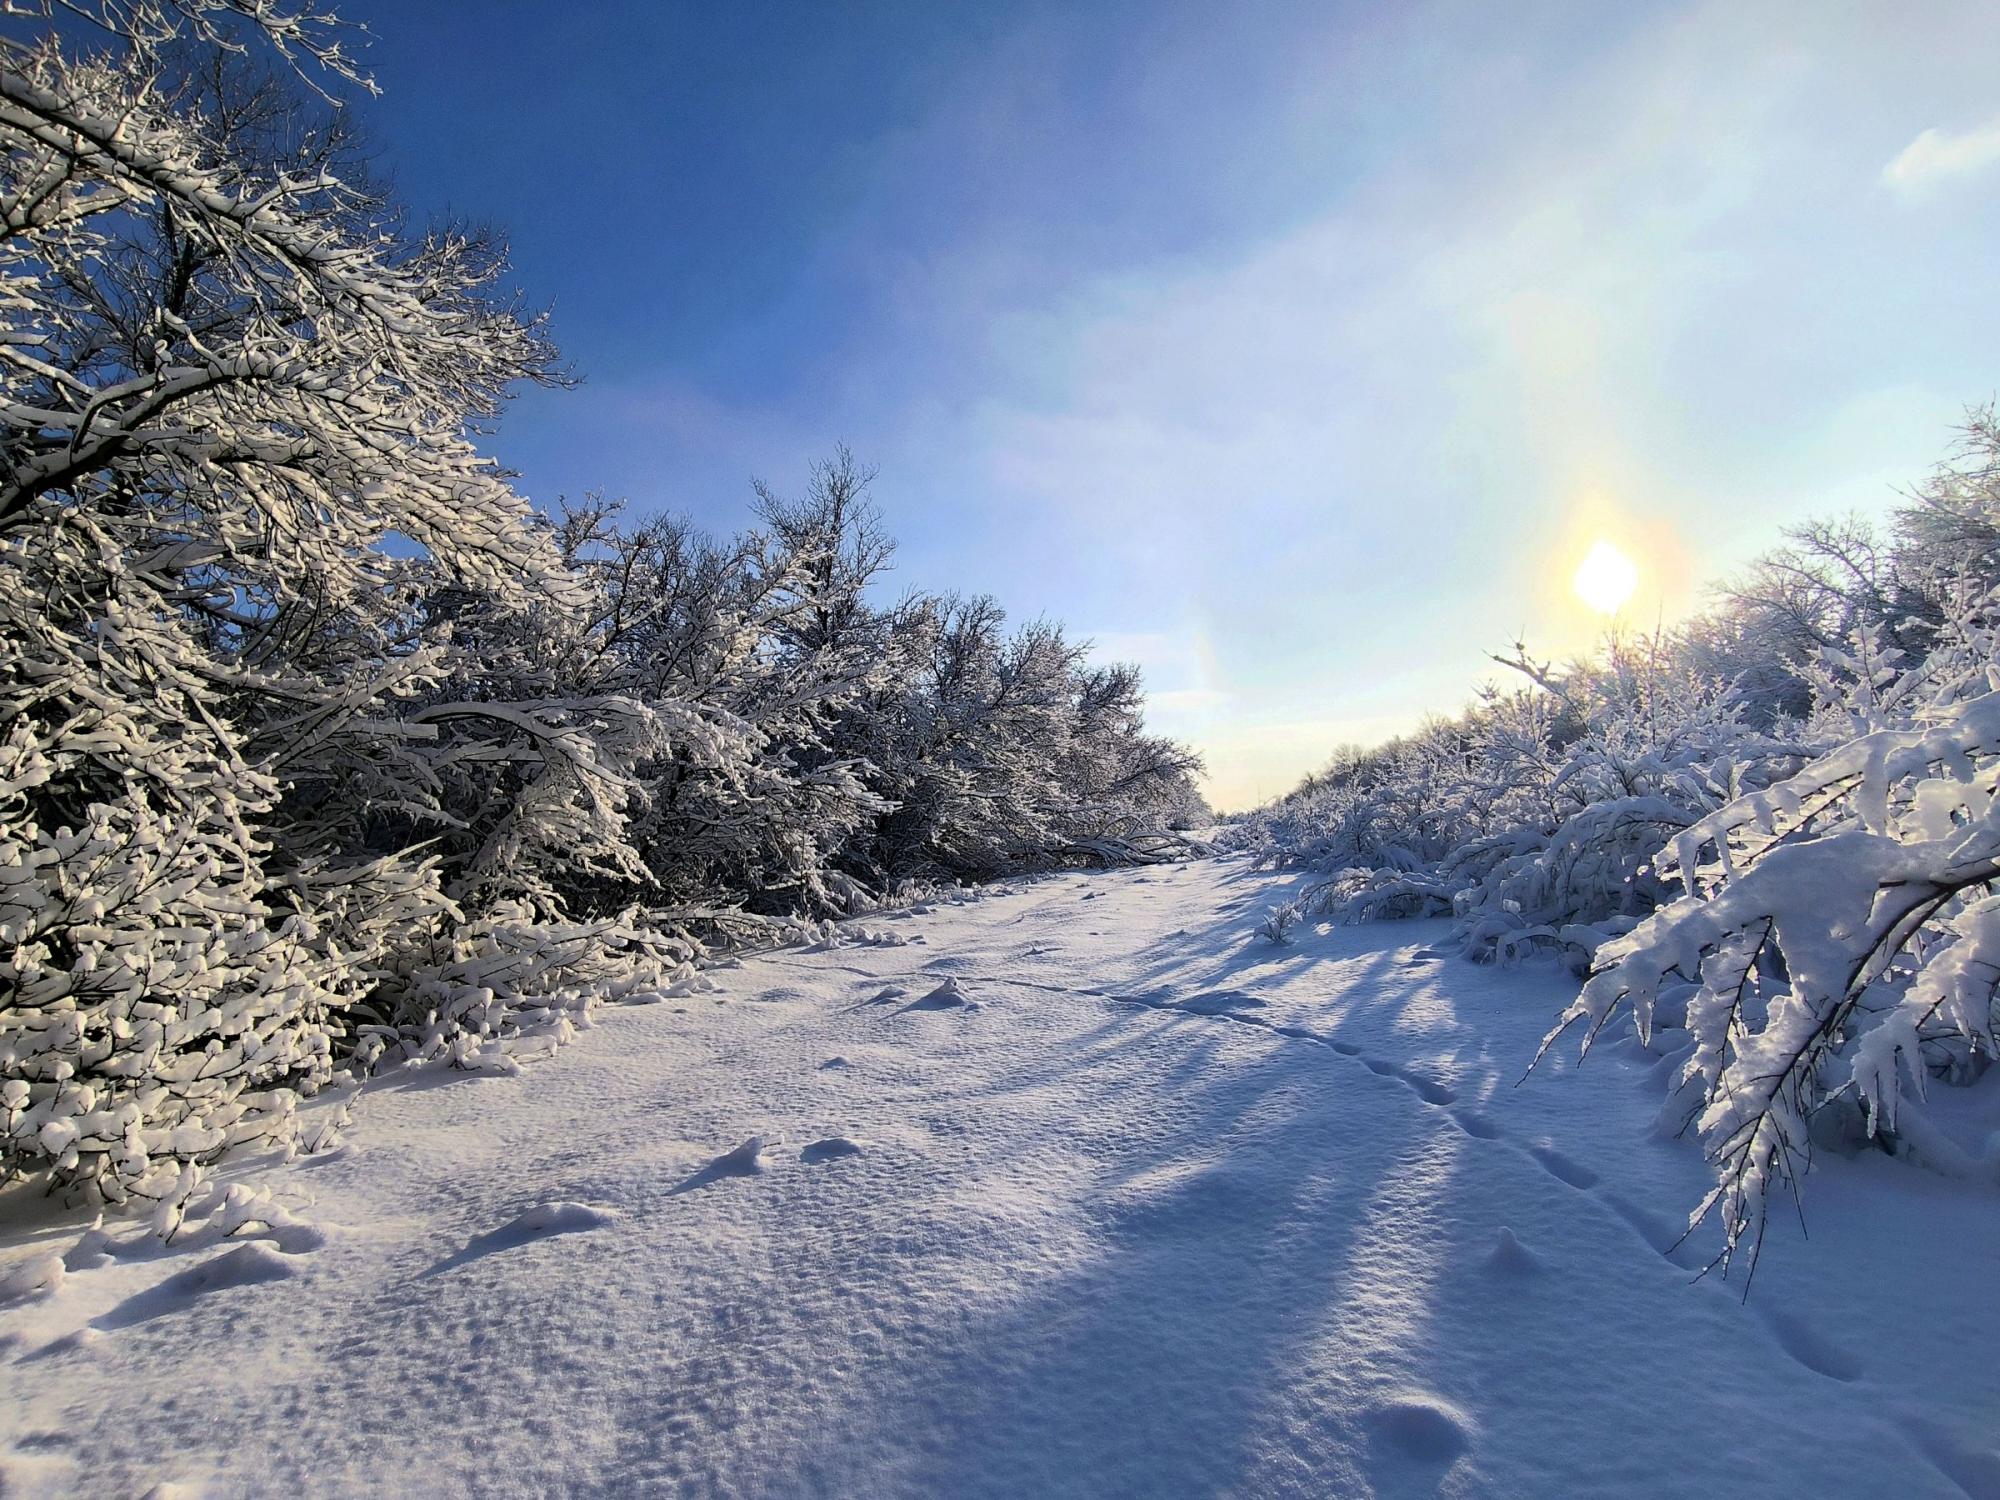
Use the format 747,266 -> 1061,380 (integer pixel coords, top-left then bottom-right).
1572,539 -> 1638,615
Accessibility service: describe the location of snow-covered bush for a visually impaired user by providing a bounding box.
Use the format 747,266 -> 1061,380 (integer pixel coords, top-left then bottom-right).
0,4 -> 1204,1213
1549,596 -> 2000,1270
1237,635 -> 1799,962
1257,901 -> 1301,945
1246,413 -> 2000,1269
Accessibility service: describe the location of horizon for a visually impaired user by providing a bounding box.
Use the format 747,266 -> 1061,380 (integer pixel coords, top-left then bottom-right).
335,0 -> 2000,810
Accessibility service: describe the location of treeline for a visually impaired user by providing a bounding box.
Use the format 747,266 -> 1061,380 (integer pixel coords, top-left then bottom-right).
1237,414 -> 2000,1268
0,5 -> 1202,1224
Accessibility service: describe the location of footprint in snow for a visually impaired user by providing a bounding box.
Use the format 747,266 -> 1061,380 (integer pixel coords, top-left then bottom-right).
1762,1308 -> 1864,1382
1448,1109 -> 1503,1140
1599,1192 -> 1705,1271
1527,1144 -> 1597,1189
1173,989 -> 1266,1015
1361,1057 -> 1457,1106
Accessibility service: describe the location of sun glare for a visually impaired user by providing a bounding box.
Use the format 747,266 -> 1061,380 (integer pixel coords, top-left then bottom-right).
1572,539 -> 1638,615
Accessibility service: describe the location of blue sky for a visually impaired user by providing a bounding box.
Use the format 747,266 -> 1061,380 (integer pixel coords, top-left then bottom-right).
340,0 -> 2000,809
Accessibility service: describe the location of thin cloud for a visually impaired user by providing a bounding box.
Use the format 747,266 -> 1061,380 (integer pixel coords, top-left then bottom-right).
1883,117 -> 2000,193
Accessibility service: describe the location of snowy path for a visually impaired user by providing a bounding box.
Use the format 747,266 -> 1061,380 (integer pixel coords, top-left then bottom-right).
3,858 -> 1997,1498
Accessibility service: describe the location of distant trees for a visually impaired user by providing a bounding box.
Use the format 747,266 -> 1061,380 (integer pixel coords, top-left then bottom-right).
1237,414 -> 2000,1272
0,4 -> 1202,1222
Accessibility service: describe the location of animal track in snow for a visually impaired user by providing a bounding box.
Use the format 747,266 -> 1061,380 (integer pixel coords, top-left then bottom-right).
1600,1192 -> 1704,1270
1448,1109 -> 1503,1140
1174,989 -> 1266,1015
1762,1308 -> 1863,1382
1527,1145 -> 1598,1189
1362,1057 -> 1457,1105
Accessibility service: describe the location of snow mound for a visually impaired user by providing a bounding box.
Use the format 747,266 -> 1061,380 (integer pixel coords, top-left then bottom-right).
711,1137 -> 768,1173
62,1229 -> 116,1273
32,1325 -> 102,1359
800,1137 -> 864,1164
902,977 -> 974,1011
96,1243 -> 299,1330
507,1201 -> 621,1237
671,1137 -> 773,1196
0,1254 -> 64,1304
1487,1226 -> 1540,1275
1367,1393 -> 1473,1462
424,1201 -> 620,1277
193,1185 -> 326,1255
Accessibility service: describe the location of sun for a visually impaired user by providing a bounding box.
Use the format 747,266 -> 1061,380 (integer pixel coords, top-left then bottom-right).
1572,539 -> 1638,615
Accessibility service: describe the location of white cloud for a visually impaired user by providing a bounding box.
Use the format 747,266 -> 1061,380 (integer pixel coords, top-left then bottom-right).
1883,117 -> 2000,193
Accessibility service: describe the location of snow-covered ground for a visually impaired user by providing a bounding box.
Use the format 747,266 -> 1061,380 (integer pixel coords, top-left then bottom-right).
2,857 -> 1996,1498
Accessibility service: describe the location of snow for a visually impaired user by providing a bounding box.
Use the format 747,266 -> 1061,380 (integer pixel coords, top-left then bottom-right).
2,856 -> 1996,1497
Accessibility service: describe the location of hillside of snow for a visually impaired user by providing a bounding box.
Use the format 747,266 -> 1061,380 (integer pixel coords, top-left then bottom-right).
3,857 -> 1997,1498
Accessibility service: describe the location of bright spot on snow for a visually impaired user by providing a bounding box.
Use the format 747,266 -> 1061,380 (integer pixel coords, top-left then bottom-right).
1572,539 -> 1638,615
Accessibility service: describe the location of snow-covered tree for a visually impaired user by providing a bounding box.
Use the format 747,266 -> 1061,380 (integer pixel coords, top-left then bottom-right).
0,0 -> 618,1208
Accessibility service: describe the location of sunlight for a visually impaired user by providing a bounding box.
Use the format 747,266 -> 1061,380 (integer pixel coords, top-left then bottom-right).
1571,538 -> 1638,615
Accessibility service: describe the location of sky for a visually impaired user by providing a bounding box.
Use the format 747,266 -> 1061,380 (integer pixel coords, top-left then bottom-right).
335,0 -> 2000,810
